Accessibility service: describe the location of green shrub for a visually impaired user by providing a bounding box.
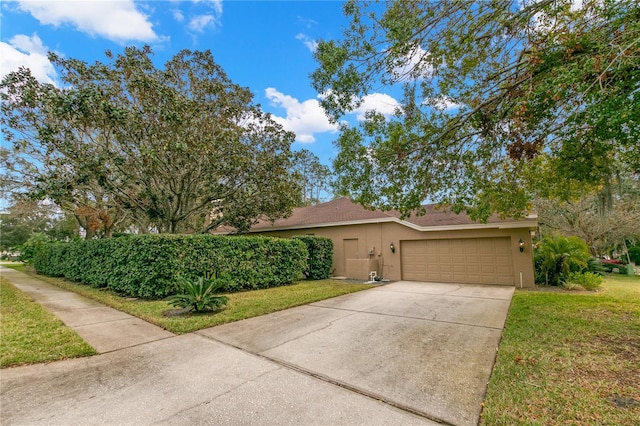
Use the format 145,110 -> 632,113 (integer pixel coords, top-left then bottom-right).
32,241 -> 69,277
33,235 -> 308,298
292,235 -> 333,280
18,233 -> 51,263
562,271 -> 604,291
168,275 -> 228,312
587,257 -> 606,275
628,244 -> 640,265
534,235 -> 591,286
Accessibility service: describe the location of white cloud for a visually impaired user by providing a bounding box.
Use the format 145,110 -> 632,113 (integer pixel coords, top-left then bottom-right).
297,16 -> 318,29
265,88 -> 338,143
522,0 -> 586,33
206,0 -> 223,16
519,0 -> 584,10
423,95 -> 462,112
391,44 -> 433,81
354,93 -> 401,120
172,9 -> 185,22
570,0 -> 584,11
185,0 -> 223,33
0,34 -> 57,85
265,88 -> 402,142
188,14 -> 216,32
15,0 -> 160,43
295,33 -> 318,53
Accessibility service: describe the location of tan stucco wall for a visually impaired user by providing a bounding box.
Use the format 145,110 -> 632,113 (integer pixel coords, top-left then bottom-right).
255,221 -> 536,287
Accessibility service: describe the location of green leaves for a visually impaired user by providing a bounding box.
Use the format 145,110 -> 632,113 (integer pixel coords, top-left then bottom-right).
32,235 -> 309,298
2,46 -> 300,235
168,276 -> 228,313
534,235 -> 592,286
292,236 -> 333,280
312,0 -> 640,220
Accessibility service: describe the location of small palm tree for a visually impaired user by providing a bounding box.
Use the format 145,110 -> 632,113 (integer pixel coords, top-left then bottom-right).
168,276 -> 228,313
535,235 -> 591,286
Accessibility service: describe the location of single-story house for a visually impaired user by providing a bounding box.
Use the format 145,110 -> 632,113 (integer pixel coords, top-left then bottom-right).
221,197 -> 538,287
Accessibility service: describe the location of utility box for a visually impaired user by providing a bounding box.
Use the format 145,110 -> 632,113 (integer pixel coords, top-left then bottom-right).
628,263 -> 636,275
346,259 -> 379,280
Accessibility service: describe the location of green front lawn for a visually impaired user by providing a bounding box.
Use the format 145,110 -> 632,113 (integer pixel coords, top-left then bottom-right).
8,265 -> 374,334
482,274 -> 640,425
1,278 -> 97,368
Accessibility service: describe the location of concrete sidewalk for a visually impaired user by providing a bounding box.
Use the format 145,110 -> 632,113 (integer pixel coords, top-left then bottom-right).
0,266 -> 174,353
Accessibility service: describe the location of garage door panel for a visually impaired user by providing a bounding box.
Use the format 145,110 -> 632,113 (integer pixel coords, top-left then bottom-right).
465,255 -> 481,263
463,246 -> 480,255
496,276 -> 514,285
401,238 -> 514,285
496,265 -> 512,274
481,265 -> 497,274
481,275 -> 498,284
466,264 -> 482,273
494,245 -> 511,255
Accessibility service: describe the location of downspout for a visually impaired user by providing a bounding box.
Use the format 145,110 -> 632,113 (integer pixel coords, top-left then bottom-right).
379,222 -> 384,279
520,272 -> 523,289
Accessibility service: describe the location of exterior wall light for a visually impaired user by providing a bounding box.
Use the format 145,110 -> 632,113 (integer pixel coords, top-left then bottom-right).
390,242 -> 396,253
519,238 -> 525,252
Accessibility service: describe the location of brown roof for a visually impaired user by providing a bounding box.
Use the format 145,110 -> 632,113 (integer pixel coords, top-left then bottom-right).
404,204 -> 516,227
246,197 -> 536,232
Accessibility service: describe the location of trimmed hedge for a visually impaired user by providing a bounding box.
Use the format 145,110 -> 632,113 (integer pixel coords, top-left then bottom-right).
292,235 -> 333,280
33,235 -> 308,298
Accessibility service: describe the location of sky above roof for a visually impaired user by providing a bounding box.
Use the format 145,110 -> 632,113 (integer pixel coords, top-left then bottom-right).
0,0 -> 402,168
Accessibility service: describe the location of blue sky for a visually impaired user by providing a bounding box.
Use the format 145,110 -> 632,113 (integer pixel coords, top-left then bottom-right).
1,0 -> 402,169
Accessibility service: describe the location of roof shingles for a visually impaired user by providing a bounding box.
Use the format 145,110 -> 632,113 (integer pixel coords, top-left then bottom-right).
247,197 -> 535,231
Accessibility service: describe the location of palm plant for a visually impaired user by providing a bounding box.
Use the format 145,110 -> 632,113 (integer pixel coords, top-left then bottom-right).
168,276 -> 228,313
534,235 -> 591,286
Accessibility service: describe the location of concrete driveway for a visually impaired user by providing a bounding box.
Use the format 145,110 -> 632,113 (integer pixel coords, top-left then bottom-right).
1,281 -> 513,426
199,281 -> 514,425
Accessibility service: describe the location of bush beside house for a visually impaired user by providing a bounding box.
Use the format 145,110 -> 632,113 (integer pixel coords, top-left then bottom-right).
33,235 -> 308,298
292,236 -> 333,280
533,234 -> 637,288
534,235 -> 591,286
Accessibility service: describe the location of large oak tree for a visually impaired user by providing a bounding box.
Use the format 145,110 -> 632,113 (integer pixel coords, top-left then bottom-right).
312,0 -> 639,220
2,47 -> 301,234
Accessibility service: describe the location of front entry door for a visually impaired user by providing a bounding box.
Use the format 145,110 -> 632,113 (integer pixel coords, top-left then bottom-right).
343,239 -> 359,271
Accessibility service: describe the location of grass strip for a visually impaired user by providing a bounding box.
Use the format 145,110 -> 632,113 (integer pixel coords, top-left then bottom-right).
1,278 -> 97,368
7,265 -> 374,334
481,275 -> 640,425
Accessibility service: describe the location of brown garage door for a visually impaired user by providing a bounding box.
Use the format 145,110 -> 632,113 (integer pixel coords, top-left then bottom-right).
401,238 -> 514,285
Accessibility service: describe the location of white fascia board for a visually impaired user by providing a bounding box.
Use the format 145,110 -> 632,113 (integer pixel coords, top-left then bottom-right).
250,217 -> 538,233
395,219 -> 538,232
249,217 -> 398,233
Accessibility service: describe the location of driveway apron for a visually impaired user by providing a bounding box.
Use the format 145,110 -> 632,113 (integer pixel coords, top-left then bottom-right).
198,281 -> 514,426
